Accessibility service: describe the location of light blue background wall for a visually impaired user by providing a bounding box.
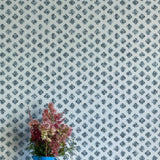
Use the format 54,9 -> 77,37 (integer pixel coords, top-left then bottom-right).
0,0 -> 160,159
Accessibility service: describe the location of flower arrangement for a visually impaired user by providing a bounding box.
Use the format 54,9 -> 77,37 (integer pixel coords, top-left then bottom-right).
27,103 -> 76,158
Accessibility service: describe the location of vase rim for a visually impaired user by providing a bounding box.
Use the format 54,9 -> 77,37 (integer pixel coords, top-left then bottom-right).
32,156 -> 57,160
32,156 -> 56,157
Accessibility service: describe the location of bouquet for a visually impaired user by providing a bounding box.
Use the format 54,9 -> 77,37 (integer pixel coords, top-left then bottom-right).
27,103 -> 76,158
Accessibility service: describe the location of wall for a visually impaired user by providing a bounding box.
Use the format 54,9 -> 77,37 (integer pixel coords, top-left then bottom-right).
0,0 -> 160,159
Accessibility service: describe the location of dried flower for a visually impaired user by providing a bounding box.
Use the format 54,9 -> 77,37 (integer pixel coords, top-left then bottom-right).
27,103 -> 76,157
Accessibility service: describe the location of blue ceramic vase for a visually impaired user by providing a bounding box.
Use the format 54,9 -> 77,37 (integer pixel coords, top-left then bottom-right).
32,156 -> 57,160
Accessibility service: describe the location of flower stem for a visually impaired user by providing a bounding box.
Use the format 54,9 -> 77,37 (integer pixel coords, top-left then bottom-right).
45,140 -> 47,157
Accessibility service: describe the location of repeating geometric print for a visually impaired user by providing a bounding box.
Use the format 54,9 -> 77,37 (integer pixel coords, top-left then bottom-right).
0,0 -> 160,160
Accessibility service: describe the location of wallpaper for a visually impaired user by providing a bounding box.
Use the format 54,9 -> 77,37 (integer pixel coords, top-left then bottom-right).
0,0 -> 160,160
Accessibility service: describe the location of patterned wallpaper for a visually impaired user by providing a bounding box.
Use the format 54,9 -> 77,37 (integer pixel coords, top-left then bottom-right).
0,0 -> 160,160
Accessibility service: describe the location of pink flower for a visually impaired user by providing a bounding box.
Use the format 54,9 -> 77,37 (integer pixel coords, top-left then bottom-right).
48,103 -> 57,114
42,109 -> 50,121
40,121 -> 51,130
30,126 -> 42,142
28,119 -> 39,127
54,113 -> 64,123
50,125 -> 56,135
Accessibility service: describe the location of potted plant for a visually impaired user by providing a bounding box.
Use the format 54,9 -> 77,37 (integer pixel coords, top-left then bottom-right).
27,103 -> 76,160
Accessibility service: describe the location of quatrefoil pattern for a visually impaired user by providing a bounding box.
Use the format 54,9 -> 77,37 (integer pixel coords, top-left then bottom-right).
0,0 -> 160,159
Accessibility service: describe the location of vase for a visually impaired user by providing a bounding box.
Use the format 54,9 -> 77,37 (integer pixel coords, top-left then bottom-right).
32,156 -> 57,160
